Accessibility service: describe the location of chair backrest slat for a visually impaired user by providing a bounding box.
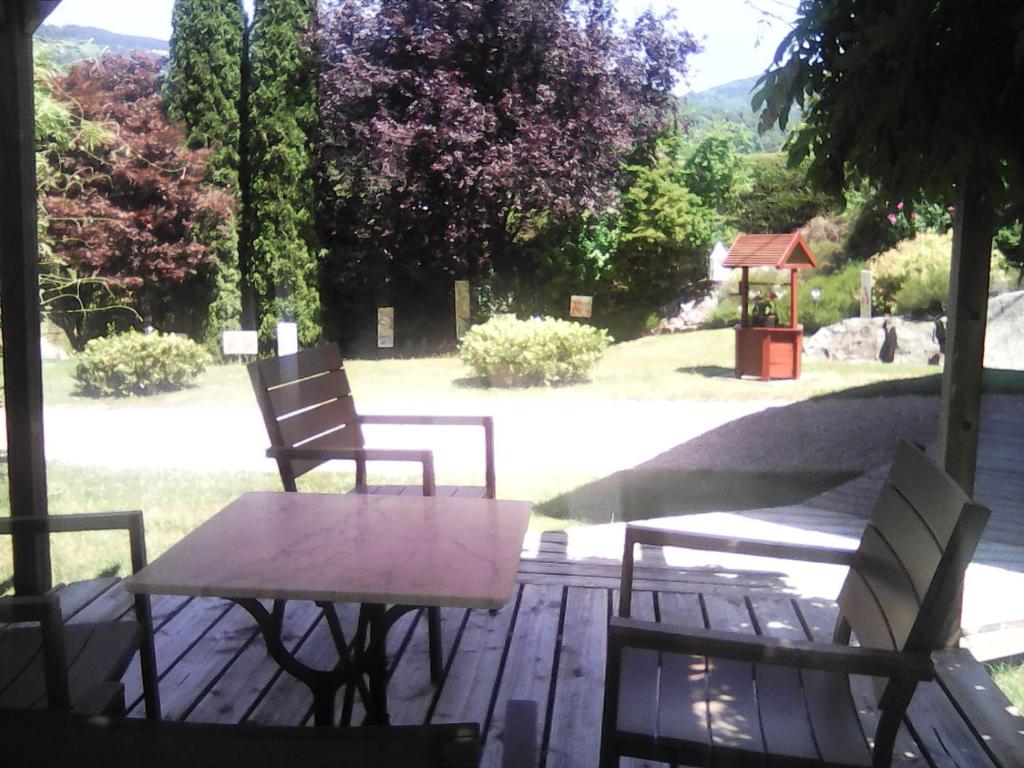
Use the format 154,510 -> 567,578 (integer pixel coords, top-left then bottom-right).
249,345 -> 364,485
865,486 -> 942,601
835,442 -> 990,704
851,526 -> 921,648
254,345 -> 345,389
267,369 -> 354,417
837,570 -> 898,650
277,398 -> 361,448
886,442 -> 967,544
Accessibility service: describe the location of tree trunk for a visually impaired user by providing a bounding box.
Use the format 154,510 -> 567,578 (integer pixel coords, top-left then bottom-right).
937,176 -> 994,647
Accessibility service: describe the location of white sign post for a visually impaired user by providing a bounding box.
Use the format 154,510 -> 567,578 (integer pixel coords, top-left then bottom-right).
860,269 -> 873,318
221,330 -> 258,357
277,322 -> 298,357
377,307 -> 395,349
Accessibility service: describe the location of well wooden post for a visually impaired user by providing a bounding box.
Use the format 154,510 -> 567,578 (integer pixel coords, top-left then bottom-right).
789,269 -> 798,328
0,0 -> 53,595
739,267 -> 750,325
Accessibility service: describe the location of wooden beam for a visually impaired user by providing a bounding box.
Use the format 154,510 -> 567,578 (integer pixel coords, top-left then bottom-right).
0,0 -> 52,594
936,178 -> 994,649
938,180 -> 994,497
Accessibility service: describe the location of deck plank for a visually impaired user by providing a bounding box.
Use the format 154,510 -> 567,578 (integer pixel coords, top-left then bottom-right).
135,603 -> 260,720
430,590 -> 519,728
121,596 -> 233,709
387,607 -> 464,726
479,582 -> 563,768
186,600 -> 323,724
933,648 -> 1024,768
545,587 -> 608,768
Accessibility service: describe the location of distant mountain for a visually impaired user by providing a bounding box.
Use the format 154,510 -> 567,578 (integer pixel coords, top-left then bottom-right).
681,75 -> 793,153
36,24 -> 168,60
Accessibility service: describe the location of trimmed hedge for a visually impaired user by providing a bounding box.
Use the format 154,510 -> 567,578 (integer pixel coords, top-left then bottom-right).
459,316 -> 611,387
74,331 -> 211,397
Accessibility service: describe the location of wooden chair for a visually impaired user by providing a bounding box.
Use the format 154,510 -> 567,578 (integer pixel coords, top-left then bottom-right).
249,344 -> 497,684
600,441 -> 990,768
248,344 -> 496,499
0,512 -> 160,719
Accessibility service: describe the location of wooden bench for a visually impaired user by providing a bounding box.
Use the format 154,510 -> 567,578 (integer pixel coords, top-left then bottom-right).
0,707 -> 480,767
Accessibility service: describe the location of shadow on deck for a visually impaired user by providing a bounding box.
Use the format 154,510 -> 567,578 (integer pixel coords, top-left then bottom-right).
34,548 -> 1024,768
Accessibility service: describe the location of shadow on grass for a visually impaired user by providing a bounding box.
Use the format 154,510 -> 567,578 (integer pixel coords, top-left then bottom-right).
536,468 -> 855,525
676,365 -> 734,378
814,367 -> 1024,400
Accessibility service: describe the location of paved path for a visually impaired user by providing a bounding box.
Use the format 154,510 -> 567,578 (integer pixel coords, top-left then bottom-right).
24,395 -> 945,481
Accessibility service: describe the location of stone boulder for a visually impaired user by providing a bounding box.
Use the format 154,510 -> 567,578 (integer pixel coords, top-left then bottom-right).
803,290 -> 1024,369
803,316 -> 941,364
983,290 -> 1024,370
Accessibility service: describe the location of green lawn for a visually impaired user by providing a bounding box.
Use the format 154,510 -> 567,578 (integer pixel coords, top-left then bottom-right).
6,329 -> 1022,589
990,662 -> 1024,713
42,328 -> 1014,408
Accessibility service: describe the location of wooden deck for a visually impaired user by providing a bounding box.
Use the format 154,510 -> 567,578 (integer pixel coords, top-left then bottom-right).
37,544 -> 1024,768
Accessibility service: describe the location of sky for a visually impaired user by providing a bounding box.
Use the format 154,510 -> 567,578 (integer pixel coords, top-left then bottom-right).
43,0 -> 797,93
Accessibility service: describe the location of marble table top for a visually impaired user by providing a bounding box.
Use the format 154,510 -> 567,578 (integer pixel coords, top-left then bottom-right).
126,492 -> 532,609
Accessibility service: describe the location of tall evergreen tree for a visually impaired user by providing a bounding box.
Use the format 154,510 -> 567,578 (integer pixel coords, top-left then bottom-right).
165,0 -> 246,340
245,0 -> 321,345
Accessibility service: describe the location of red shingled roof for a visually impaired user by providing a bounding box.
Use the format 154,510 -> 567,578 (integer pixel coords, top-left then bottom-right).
723,233 -> 817,269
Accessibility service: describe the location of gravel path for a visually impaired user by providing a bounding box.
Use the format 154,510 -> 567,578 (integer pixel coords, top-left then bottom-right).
21,394 -> 952,478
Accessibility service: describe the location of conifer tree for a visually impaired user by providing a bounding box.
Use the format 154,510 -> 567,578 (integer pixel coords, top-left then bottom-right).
245,0 -> 321,345
165,0 -> 246,340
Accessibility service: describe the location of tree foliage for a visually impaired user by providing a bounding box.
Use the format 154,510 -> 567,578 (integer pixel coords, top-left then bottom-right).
755,0 -> 1024,214
245,0 -> 322,345
605,132 -> 716,330
165,0 -> 247,338
42,54 -> 233,349
317,0 -> 697,350
728,153 -> 837,235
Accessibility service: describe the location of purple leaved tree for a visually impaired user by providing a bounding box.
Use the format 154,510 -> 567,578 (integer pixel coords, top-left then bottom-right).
317,0 -> 697,350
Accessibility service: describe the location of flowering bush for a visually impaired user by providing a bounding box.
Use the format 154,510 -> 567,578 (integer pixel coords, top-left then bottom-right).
870,232 -> 1016,316
459,316 -> 611,387
73,331 -> 211,397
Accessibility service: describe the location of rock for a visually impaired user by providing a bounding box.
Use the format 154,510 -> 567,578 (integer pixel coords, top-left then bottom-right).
983,291 -> 1024,370
803,316 -> 940,363
879,320 -> 898,363
803,289 -> 1024,368
651,293 -> 719,334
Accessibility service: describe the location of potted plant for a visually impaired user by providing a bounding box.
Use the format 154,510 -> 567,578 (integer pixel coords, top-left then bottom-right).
751,292 -> 779,327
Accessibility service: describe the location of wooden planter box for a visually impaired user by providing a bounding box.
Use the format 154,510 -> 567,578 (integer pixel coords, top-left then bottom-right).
734,325 -> 803,380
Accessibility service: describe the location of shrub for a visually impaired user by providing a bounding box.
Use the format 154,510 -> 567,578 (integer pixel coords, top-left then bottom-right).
459,316 -> 611,387
870,232 -> 1017,316
74,331 -> 211,397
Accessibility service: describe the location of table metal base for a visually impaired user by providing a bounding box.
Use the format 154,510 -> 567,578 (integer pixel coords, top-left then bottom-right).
233,598 -> 425,726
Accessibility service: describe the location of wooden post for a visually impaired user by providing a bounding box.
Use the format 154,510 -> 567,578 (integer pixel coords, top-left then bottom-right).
789,269 -> 798,328
739,267 -> 750,326
0,0 -> 52,594
939,181 -> 993,497
937,177 -> 994,648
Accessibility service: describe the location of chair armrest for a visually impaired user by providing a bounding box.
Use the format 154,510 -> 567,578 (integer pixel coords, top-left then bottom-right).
625,524 -> 858,565
0,593 -> 70,708
358,415 -> 496,498
608,617 -> 934,681
0,512 -> 148,573
267,446 -> 437,496
617,524 -> 857,618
